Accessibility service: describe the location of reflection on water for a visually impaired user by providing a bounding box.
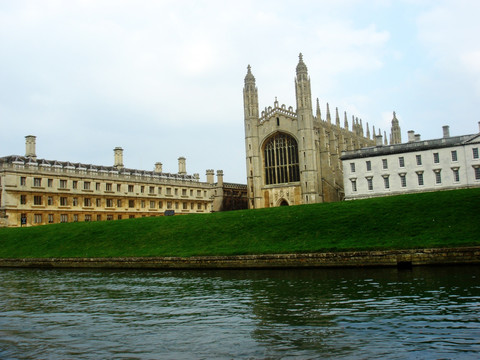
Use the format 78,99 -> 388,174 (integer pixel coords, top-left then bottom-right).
0,266 -> 479,359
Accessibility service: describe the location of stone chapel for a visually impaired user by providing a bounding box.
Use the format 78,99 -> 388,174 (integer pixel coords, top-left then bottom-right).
243,53 -> 400,208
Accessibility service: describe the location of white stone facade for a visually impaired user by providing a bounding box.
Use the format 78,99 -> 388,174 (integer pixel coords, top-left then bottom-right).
341,125 -> 480,200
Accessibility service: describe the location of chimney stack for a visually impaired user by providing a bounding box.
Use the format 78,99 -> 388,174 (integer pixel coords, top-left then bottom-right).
113,147 -> 124,169
408,130 -> 415,142
178,157 -> 186,175
216,170 -> 224,186
154,162 -> 163,173
206,169 -> 215,184
415,134 -> 421,141
442,125 -> 450,138
25,135 -> 37,160
375,134 -> 383,146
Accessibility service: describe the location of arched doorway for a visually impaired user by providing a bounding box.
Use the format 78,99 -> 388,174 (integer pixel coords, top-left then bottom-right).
279,199 -> 289,206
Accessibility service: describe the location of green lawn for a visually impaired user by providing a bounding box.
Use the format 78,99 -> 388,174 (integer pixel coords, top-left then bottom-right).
1,188 -> 479,258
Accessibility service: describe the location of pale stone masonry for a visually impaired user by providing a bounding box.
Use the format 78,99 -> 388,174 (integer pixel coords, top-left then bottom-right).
341,123 -> 480,200
0,136 -> 246,227
243,54 -> 394,208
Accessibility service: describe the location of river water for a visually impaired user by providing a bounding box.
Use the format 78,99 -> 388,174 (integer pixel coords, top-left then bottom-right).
0,265 -> 479,359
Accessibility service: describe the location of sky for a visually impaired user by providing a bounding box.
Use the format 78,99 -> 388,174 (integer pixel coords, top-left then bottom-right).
1,0 -> 480,184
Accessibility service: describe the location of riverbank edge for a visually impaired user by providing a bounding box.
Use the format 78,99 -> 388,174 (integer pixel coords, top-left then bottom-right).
0,246 -> 479,269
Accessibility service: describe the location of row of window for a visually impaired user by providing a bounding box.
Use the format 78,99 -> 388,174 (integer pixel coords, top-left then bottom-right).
22,195 -> 208,210
351,167 -> 480,192
29,213 -> 145,224
19,177 -> 208,198
351,148 -> 479,173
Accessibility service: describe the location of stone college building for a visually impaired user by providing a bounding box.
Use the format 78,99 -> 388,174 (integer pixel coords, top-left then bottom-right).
243,54 -> 400,209
0,136 -> 247,227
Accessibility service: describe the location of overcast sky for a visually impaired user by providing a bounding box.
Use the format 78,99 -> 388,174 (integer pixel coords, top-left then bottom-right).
1,1 -> 480,183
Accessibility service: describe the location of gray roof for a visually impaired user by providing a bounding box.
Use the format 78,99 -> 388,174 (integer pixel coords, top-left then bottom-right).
341,133 -> 479,160
0,155 -> 197,181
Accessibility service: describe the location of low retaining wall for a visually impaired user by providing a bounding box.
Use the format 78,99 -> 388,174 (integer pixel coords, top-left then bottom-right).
0,247 -> 479,269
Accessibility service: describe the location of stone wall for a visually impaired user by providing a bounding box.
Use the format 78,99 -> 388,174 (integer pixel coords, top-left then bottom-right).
1,247 -> 478,269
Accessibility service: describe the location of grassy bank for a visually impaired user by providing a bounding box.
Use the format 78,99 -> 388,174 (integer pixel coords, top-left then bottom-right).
1,188 -> 479,258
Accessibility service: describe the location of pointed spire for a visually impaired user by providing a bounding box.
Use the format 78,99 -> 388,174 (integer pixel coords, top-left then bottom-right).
296,52 -> 308,76
372,125 -> 376,138
384,131 -> 388,145
366,122 -> 370,139
274,96 -> 279,108
335,107 -> 340,127
326,103 -> 331,124
316,98 -> 322,120
344,111 -> 348,129
390,111 -> 402,144
244,64 -> 255,85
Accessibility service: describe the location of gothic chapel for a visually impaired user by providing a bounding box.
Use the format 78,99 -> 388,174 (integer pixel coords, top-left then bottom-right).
243,54 -> 395,208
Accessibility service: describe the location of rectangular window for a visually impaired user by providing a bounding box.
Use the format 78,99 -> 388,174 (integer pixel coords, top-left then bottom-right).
150,201 -> 156,208
366,161 -> 371,171
350,163 -> 356,173
20,195 -> 27,204
48,214 -> 54,223
84,198 -> 91,207
400,174 -> 406,188
47,179 -> 53,187
117,184 -> 121,192
73,197 -> 78,206
128,185 -> 134,192
96,214 -> 102,221
416,155 -> 422,166
191,203 -> 194,210
197,203 -> 202,210
383,176 -> 390,189
433,153 -> 440,164
452,169 -> 460,182
382,159 -> 388,170
140,186 -> 145,193
129,200 -> 135,208
33,177 -> 42,187
141,200 -> 145,208
159,201 -> 163,208
197,190 -> 201,197
34,195 -> 42,205
47,196 -> 53,206
34,214 -> 42,224
473,148 -> 479,159
20,177 -> 26,186
399,157 -> 405,168
106,183 -> 112,191
60,179 -> 67,189
107,215 -> 113,221
166,188 -> 172,195
367,178 -> 373,191
96,198 -> 101,207
451,150 -> 458,162
85,215 -> 92,222
96,182 -> 101,190
190,189 -> 193,196
183,202 -> 188,210
182,189 -> 187,196
474,167 -> 480,180
106,199 -> 114,207
175,188 -> 179,196
149,186 -> 155,194
351,180 -> 357,192
158,187 -> 162,194
117,199 -> 122,207
417,173 -> 424,186
435,170 -> 442,184
167,201 -> 172,209
61,214 -> 68,223
60,197 -> 68,206
84,181 -> 91,190
72,180 -> 78,189
73,214 -> 78,222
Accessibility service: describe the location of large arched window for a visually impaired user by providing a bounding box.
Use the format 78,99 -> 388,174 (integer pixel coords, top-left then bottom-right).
264,133 -> 300,185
